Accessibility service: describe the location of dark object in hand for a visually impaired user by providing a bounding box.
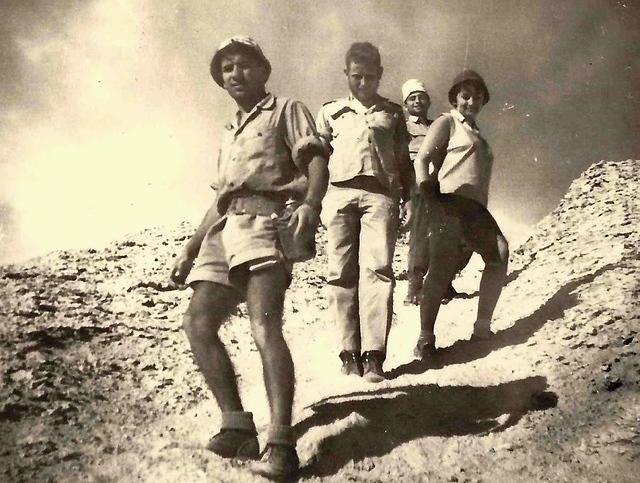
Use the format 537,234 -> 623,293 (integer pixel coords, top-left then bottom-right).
273,201 -> 316,262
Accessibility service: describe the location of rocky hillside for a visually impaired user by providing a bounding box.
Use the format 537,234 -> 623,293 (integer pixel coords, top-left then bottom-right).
1,159 -> 638,483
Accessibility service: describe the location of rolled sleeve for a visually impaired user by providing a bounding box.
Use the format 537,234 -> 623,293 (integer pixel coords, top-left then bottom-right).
291,135 -> 331,173
284,100 -> 327,171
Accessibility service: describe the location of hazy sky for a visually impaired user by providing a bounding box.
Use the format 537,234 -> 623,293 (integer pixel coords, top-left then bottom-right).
1,0 -> 639,262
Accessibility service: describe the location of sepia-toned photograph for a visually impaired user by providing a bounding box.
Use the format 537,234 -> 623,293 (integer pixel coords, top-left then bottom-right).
1,1 -> 638,481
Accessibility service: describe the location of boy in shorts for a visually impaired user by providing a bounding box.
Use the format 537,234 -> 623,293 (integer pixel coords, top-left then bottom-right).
413,69 -> 509,360
169,36 -> 329,480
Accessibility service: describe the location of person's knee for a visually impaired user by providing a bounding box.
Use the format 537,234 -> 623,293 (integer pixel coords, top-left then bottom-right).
361,244 -> 394,280
183,293 -> 229,341
182,311 -> 219,342
250,320 -> 284,352
327,265 -> 358,287
364,265 -> 394,283
184,282 -> 237,335
182,312 -> 197,337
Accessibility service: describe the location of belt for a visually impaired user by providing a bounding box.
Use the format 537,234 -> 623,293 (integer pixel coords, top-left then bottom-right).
332,175 -> 389,195
226,193 -> 286,217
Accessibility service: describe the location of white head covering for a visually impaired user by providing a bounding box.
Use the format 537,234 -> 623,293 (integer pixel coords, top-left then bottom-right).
401,79 -> 428,102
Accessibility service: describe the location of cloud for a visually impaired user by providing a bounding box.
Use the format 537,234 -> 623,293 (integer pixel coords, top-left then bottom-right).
0,0 -> 220,260
1,0 -> 639,262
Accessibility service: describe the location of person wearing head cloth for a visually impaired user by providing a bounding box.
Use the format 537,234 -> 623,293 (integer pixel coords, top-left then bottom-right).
413,69 -> 509,360
402,79 -> 472,306
402,79 -> 433,161
169,35 -> 329,480
316,42 -> 414,383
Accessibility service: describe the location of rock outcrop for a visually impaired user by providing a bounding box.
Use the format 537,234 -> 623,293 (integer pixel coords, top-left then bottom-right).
1,160 -> 638,482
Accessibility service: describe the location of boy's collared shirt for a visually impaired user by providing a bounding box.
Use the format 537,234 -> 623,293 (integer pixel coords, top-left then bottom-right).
405,115 -> 433,162
316,95 -> 413,201
212,93 -> 325,214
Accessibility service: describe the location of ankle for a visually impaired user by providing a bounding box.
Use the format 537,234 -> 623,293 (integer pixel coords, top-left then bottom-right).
418,332 -> 436,346
220,411 -> 257,433
266,424 -> 295,447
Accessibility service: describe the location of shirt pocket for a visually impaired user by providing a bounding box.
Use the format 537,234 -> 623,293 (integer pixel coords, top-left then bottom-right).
330,111 -> 358,140
241,127 -> 279,167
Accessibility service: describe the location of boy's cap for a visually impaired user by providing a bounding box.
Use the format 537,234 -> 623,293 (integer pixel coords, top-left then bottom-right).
210,36 -> 271,87
402,79 -> 428,102
448,69 -> 490,105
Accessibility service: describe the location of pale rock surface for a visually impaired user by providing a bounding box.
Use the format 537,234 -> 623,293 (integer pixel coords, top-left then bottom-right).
1,159 -> 638,482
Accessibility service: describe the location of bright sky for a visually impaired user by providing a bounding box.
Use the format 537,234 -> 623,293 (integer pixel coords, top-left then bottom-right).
1,0 -> 639,262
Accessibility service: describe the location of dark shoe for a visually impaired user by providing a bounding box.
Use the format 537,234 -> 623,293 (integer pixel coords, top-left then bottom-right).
362,350 -> 385,383
413,334 -> 436,360
206,429 -> 259,459
441,284 -> 459,304
250,444 -> 299,481
404,272 -> 424,305
339,350 -> 363,377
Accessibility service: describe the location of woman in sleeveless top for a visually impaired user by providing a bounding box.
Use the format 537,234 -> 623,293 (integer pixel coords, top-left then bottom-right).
412,69 -> 509,360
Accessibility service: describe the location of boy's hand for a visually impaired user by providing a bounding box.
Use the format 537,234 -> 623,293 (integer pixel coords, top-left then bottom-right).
288,202 -> 319,240
169,252 -> 196,290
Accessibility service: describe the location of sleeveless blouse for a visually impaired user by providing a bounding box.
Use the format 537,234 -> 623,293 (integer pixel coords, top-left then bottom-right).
438,109 -> 493,207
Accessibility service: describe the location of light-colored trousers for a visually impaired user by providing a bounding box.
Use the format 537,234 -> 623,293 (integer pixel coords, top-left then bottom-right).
321,184 -> 400,354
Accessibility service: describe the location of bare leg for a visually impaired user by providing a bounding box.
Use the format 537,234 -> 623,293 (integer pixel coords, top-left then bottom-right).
183,281 -> 243,411
419,242 -> 461,336
406,190 -> 429,305
477,232 -> 509,322
245,265 -> 294,426
419,199 -> 463,338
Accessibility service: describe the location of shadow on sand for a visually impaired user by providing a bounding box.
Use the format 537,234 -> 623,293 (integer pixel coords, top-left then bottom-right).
389,262 -> 619,379
295,375 -> 557,477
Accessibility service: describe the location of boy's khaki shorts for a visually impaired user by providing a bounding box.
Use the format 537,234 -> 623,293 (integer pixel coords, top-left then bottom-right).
186,214 -> 292,292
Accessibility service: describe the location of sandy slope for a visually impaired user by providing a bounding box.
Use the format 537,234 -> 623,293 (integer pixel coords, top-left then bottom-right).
1,160 -> 638,483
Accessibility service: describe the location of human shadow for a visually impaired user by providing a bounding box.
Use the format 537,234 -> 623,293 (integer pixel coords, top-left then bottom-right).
295,376 -> 557,477
388,262 -> 620,379
405,289 -> 479,308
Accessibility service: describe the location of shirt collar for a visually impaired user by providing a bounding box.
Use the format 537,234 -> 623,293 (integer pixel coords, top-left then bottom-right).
449,108 -> 479,131
408,115 -> 422,124
231,93 -> 275,130
348,93 -> 386,113
256,93 -> 276,111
